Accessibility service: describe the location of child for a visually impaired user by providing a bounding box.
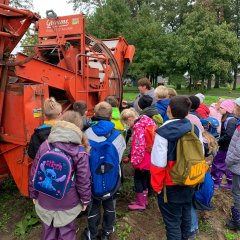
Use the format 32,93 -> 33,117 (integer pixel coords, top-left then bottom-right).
211,99 -> 237,190
225,98 -> 240,230
168,88 -> 177,99
186,96 -> 204,133
209,97 -> 224,134
28,97 -> 62,159
105,96 -> 124,132
195,93 -> 210,119
121,108 -> 156,210
29,111 -> 91,240
138,95 -> 163,126
155,85 -> 170,122
73,101 -> 90,131
83,102 -> 126,240
151,96 -> 201,240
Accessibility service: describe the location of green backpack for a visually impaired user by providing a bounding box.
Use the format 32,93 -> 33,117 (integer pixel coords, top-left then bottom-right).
170,124 -> 206,186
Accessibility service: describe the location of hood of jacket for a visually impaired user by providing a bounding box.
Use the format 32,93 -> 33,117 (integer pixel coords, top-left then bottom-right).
112,107 -> 121,120
34,120 -> 56,142
156,98 -> 170,111
156,118 -> 193,141
48,120 -> 83,144
134,115 -> 156,130
91,120 -> 115,136
140,105 -> 158,117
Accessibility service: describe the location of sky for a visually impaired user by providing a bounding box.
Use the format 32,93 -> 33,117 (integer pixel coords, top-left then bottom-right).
32,0 -> 75,17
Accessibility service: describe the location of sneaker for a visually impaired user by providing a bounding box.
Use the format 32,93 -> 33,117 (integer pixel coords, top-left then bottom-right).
101,232 -> 110,240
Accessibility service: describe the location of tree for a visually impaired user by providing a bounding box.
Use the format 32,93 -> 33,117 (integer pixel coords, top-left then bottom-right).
157,0 -> 195,32
175,5 -> 239,90
123,4 -> 169,80
10,0 -> 33,9
67,0 -> 105,13
86,0 -> 132,38
21,28 -> 38,55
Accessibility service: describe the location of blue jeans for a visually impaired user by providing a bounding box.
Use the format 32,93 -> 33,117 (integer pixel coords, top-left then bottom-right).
190,206 -> 198,234
157,194 -> 192,240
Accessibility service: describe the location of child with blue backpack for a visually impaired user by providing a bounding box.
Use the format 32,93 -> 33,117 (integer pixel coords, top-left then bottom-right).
29,111 -> 91,240
83,101 -> 126,240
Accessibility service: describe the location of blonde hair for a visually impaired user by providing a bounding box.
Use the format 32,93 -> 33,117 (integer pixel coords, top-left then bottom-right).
60,110 -> 90,152
94,101 -> 112,118
155,86 -> 169,99
168,88 -> 177,98
44,97 -> 62,119
202,131 -> 218,156
120,108 -> 139,124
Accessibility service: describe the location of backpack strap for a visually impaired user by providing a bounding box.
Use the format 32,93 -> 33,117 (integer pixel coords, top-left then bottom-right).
45,140 -> 52,150
79,145 -> 86,153
191,124 -> 194,134
105,129 -> 121,143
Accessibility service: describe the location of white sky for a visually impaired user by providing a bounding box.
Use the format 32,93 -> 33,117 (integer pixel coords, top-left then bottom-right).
32,0 -> 75,17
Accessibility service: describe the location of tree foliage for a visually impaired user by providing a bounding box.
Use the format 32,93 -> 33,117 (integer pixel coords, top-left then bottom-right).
175,5 -> 239,87
10,0 -> 33,9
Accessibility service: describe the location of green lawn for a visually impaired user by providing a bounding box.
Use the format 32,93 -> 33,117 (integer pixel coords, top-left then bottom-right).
122,86 -> 240,106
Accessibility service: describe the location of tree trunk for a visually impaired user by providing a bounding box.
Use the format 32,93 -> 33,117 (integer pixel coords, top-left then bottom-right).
176,83 -> 181,90
207,78 -> 212,90
214,76 -> 220,88
233,66 -> 237,90
189,75 -> 192,92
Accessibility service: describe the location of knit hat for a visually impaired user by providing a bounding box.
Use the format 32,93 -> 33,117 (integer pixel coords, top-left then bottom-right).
189,96 -> 200,111
138,95 -> 153,110
220,99 -> 235,113
44,97 -> 62,116
235,98 -> 240,107
195,93 -> 205,103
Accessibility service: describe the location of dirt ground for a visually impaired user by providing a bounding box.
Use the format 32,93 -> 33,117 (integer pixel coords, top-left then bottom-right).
1,175 -> 240,240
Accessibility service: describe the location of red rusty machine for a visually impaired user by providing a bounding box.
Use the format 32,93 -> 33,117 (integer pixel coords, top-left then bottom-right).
0,0 -> 135,196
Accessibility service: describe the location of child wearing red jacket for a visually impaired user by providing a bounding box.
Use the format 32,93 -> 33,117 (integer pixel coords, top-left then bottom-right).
151,96 -> 202,240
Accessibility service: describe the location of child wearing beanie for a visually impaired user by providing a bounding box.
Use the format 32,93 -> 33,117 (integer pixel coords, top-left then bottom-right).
195,93 -> 210,119
211,99 -> 238,190
138,95 -> 163,126
28,97 -> 62,159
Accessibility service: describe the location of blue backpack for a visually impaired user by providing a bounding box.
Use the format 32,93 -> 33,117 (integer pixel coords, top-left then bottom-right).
33,141 -> 86,200
193,172 -> 214,210
89,129 -> 121,200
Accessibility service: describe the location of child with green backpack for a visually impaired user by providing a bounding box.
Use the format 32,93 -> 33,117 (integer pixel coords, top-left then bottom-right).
151,96 -> 205,240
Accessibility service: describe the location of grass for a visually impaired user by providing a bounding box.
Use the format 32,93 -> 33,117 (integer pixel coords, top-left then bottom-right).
122,86 -> 239,105
224,230 -> 240,240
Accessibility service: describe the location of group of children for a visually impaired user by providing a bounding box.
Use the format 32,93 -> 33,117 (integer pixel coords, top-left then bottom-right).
28,77 -> 240,240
